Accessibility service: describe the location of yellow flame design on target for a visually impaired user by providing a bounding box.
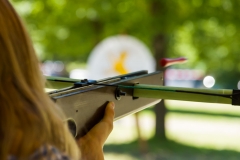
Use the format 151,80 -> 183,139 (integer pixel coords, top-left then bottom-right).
114,51 -> 128,74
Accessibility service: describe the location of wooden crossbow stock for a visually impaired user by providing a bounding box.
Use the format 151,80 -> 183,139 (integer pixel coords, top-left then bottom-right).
46,70 -> 240,138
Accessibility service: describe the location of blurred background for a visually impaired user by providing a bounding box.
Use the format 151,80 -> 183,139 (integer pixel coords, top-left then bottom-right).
12,0 -> 240,159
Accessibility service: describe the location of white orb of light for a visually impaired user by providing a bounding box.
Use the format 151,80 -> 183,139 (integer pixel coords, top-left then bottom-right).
237,81 -> 240,89
203,76 -> 215,88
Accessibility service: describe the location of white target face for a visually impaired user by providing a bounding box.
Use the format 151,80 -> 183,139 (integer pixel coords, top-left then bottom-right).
87,35 -> 155,79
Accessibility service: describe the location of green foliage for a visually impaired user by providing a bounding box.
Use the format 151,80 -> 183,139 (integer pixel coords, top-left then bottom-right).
12,0 -> 240,88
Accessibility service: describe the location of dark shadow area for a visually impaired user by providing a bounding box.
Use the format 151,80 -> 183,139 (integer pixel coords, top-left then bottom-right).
104,137 -> 240,160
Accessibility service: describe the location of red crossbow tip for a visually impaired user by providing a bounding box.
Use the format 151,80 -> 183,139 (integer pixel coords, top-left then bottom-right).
160,57 -> 188,68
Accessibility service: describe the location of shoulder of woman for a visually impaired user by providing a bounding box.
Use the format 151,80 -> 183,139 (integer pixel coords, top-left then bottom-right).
8,145 -> 72,160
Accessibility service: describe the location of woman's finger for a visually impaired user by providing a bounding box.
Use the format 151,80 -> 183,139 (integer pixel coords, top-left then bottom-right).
78,102 -> 115,147
101,101 -> 115,129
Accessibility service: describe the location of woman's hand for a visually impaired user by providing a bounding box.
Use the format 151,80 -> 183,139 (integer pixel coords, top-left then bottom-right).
77,101 -> 115,160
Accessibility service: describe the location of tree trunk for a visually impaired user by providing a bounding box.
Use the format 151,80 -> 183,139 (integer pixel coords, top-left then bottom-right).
153,34 -> 167,139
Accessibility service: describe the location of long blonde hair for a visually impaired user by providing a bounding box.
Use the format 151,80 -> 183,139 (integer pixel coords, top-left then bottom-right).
0,0 -> 80,159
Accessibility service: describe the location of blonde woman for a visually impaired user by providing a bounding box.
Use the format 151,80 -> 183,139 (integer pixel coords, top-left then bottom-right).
0,0 -> 114,159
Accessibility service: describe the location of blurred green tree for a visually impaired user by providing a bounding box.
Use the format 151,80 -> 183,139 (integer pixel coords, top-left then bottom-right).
12,0 -> 240,87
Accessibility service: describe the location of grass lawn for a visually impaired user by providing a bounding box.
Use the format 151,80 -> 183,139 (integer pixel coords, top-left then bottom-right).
104,138 -> 240,160
104,100 -> 240,160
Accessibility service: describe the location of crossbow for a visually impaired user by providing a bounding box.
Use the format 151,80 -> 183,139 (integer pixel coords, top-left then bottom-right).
46,70 -> 240,138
